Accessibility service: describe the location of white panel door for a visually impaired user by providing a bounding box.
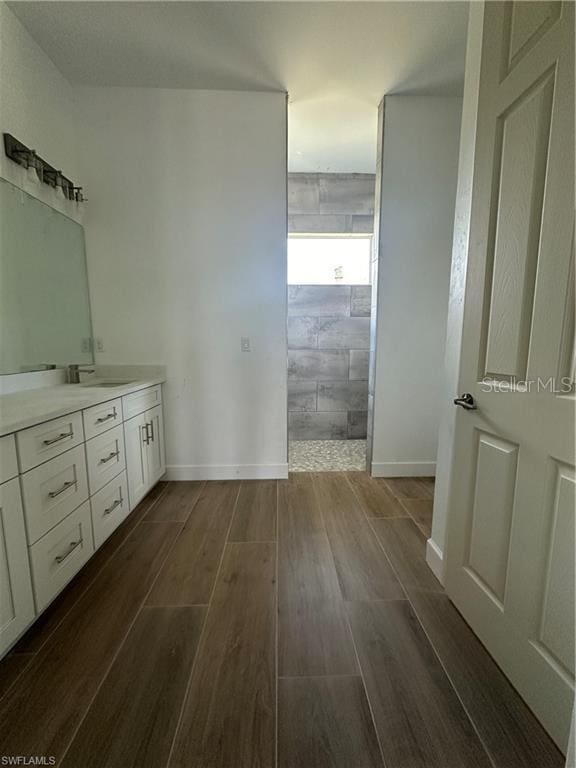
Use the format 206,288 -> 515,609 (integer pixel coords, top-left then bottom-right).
123,412 -> 149,510
0,478 -> 35,656
444,1 -> 574,752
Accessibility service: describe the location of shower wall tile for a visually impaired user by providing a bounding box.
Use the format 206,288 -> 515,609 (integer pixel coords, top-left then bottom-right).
349,350 -> 370,380
288,214 -> 349,233
351,215 -> 374,234
350,286 -> 372,317
287,317 -> 318,349
317,381 -> 369,412
318,175 -> 375,215
288,173 -> 375,222
288,285 -> 351,317
288,350 -> 349,381
289,412 -> 348,440
317,317 -> 370,349
288,175 -> 320,214
348,411 -> 368,439
288,381 -> 317,412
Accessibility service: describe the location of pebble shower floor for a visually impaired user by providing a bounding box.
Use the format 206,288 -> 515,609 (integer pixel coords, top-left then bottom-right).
288,440 -> 367,472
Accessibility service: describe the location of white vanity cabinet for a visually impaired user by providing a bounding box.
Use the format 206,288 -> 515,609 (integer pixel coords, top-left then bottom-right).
0,436 -> 35,655
0,383 -> 165,659
124,403 -> 166,510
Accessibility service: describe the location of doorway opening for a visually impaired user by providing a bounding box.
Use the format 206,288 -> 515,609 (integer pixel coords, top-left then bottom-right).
286,176 -> 376,473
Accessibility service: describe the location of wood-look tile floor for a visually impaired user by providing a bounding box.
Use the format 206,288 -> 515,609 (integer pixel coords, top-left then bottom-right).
0,474 -> 564,768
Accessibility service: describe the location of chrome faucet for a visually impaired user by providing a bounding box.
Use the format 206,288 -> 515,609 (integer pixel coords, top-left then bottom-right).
67,364 -> 95,384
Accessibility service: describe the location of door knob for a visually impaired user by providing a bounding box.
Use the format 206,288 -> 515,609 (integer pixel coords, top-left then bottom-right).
454,393 -> 477,410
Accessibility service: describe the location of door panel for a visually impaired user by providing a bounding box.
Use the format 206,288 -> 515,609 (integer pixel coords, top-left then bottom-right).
537,464 -> 574,677
0,478 -> 35,655
505,1 -> 561,72
483,72 -> 554,379
467,432 -> 518,604
445,0 -> 574,751
145,405 -> 165,487
124,413 -> 148,510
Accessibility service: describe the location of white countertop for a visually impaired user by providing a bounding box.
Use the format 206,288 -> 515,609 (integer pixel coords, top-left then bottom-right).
0,377 -> 165,437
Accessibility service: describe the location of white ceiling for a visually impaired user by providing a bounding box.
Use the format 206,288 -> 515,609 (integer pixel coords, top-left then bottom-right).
9,1 -> 469,173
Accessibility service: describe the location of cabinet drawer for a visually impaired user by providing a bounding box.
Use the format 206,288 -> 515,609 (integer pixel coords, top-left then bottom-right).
83,398 -> 123,441
86,424 -> 126,496
21,445 -> 89,544
0,434 -> 18,484
29,500 -> 94,613
91,471 -> 129,549
122,385 -> 162,420
18,412 -> 84,472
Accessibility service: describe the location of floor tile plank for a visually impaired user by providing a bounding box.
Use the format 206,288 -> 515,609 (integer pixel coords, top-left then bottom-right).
10,481 -> 168,655
146,481 -> 240,606
0,521 -> 180,762
407,590 -> 564,768
0,655 -> 33,702
347,600 -> 493,768
382,477 -> 434,500
0,476 -> 561,768
370,517 -> 443,592
278,676 -> 384,768
346,472 -> 407,518
399,499 -> 433,537
61,606 -> 206,768
144,481 -> 204,522
278,480 -> 358,676
169,543 -> 275,768
314,474 -> 405,601
228,480 -> 277,542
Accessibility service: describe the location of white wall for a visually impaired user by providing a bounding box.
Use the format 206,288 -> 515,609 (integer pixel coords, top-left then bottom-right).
371,96 -> 462,478
77,88 -> 288,479
0,3 -> 81,222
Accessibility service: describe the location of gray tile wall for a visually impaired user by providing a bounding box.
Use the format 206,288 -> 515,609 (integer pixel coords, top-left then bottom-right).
288,173 -> 375,234
288,285 -> 371,441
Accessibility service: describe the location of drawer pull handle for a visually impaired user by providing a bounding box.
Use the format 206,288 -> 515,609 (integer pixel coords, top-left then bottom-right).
55,539 -> 82,564
104,498 -> 122,515
99,450 -> 120,465
43,430 -> 73,446
95,410 -> 117,424
48,480 -> 75,498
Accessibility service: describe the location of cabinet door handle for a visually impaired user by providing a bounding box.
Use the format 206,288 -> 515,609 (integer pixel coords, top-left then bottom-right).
95,409 -> 117,424
99,450 -> 120,465
54,539 -> 82,563
148,420 -> 155,442
104,497 -> 122,515
142,424 -> 150,445
48,480 -> 75,498
43,430 -> 73,446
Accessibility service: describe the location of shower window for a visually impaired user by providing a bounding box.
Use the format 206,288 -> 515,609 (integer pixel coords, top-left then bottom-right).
287,235 -> 371,285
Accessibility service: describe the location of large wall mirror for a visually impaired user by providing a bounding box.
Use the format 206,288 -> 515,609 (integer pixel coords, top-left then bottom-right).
0,177 -> 94,375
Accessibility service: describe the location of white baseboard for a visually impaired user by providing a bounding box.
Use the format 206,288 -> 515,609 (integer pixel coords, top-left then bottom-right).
371,461 -> 436,477
165,463 -> 289,481
426,538 -> 445,585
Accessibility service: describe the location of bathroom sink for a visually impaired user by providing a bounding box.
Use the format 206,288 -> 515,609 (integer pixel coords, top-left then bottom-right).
82,380 -> 137,388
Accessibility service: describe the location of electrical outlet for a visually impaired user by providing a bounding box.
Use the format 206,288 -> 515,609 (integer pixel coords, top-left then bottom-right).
95,337 -> 105,353
241,336 -> 251,352
81,337 -> 92,354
